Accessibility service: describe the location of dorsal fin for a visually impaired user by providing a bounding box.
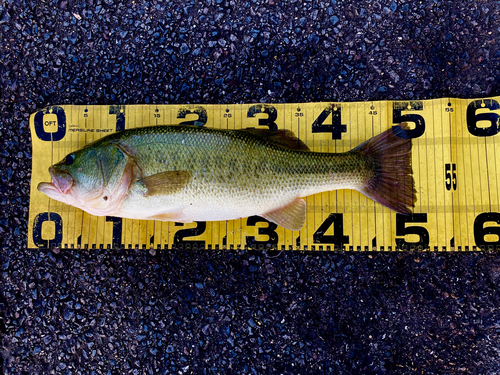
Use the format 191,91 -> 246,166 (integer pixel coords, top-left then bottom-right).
238,128 -> 310,151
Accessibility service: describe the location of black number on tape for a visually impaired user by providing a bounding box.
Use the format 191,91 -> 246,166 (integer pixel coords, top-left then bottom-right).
312,104 -> 346,140
173,222 -> 207,248
105,216 -> 123,247
245,216 -> 279,248
474,212 -> 500,248
34,106 -> 66,141
466,99 -> 500,137
109,105 -> 125,132
313,213 -> 349,249
247,104 -> 278,131
395,213 -> 429,249
392,101 -> 425,139
177,105 -> 208,127
445,163 -> 457,191
32,212 -> 63,248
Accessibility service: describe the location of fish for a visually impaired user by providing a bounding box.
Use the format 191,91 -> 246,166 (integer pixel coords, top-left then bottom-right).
37,123 -> 416,231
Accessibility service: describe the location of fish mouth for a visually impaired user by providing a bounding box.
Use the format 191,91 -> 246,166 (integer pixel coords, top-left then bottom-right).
37,166 -> 74,197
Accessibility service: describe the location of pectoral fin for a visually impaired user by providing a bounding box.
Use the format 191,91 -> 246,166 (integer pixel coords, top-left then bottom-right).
262,198 -> 306,231
146,211 -> 189,222
139,171 -> 191,196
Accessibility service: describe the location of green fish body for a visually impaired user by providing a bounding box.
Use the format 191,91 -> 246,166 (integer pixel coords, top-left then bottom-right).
38,124 -> 415,230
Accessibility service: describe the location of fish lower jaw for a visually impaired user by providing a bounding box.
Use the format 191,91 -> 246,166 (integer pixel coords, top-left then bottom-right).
37,182 -> 64,200
37,184 -> 81,210
37,184 -> 120,217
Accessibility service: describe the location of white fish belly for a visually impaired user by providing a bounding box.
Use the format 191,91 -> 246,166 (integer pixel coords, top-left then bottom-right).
118,182 -> 303,223
117,182 -> 361,223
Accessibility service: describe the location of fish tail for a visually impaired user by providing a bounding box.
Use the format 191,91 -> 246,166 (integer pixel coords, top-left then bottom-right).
355,123 -> 416,214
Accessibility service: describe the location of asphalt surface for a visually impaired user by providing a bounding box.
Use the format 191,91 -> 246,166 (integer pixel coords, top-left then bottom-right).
1,0 -> 500,374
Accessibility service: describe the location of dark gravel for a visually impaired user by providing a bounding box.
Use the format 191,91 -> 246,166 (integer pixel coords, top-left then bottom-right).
1,0 -> 500,374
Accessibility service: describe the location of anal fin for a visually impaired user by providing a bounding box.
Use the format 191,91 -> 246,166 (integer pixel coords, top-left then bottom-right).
261,198 -> 306,231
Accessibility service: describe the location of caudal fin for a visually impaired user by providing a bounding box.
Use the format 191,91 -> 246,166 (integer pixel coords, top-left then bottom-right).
355,123 -> 416,214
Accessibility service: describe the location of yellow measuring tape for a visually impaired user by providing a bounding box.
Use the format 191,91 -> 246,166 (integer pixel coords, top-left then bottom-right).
28,97 -> 500,251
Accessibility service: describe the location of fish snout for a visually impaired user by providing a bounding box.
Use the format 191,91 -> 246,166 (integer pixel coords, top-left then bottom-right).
49,166 -> 74,194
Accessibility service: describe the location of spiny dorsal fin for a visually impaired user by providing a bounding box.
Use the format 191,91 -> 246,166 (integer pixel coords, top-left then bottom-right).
139,170 -> 191,197
261,198 -> 306,231
238,128 -> 310,151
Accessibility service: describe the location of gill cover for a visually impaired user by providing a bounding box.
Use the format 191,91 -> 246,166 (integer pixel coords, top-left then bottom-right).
78,143 -> 139,215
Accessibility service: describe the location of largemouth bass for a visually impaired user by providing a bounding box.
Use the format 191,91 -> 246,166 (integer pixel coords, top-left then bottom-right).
37,123 -> 416,230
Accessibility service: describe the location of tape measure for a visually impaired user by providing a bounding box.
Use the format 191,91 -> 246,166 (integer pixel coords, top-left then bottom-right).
28,98 -> 500,251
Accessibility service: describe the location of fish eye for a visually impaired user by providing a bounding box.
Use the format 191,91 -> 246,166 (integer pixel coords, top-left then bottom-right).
65,154 -> 76,165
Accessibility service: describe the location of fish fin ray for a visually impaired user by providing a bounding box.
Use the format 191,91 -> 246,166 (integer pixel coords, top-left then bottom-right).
146,212 -> 188,222
238,128 -> 310,151
262,198 -> 306,231
140,171 -> 191,197
356,122 -> 416,214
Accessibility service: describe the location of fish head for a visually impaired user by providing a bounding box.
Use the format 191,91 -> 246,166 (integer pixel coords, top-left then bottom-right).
37,143 -> 137,216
